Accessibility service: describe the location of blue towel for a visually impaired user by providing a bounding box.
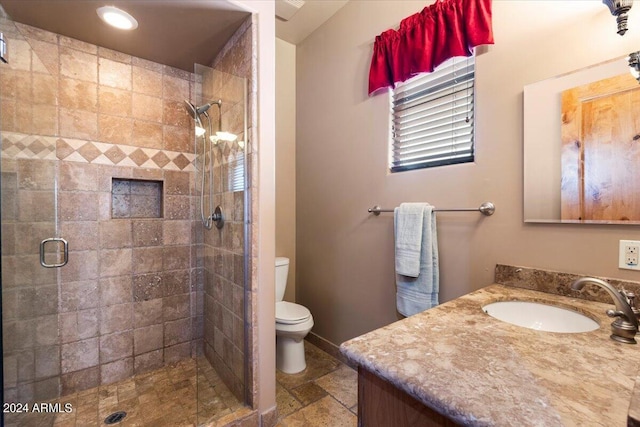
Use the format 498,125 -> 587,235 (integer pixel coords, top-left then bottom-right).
394,204 -> 439,316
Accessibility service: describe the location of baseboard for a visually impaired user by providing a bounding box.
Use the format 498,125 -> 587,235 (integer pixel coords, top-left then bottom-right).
218,408 -> 258,427
260,405 -> 278,427
305,332 -> 357,369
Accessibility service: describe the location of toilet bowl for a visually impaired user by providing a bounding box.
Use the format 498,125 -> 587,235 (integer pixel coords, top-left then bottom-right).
275,257 -> 314,374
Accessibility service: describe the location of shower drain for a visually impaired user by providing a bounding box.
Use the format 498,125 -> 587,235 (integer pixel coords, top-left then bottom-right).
104,411 -> 127,425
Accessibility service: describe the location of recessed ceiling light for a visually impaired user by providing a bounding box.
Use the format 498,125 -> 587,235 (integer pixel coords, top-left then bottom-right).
96,6 -> 138,30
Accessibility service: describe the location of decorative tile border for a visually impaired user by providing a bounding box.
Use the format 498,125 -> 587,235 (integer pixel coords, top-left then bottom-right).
1,132 -> 56,160
2,131 -> 195,171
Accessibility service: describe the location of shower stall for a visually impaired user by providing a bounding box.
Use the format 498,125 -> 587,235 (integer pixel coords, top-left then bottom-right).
0,2 -> 256,426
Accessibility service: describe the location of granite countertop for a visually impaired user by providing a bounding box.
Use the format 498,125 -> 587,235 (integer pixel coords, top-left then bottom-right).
340,284 -> 640,426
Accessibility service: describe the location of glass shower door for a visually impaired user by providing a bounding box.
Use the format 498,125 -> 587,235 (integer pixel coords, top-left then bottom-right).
1,7 -> 63,426
193,63 -> 249,425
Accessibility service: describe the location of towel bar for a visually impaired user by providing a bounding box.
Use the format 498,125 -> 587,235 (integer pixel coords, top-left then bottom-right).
368,202 -> 495,216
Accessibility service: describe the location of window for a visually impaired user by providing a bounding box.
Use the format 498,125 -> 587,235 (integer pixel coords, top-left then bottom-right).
229,150 -> 245,192
390,55 -> 475,172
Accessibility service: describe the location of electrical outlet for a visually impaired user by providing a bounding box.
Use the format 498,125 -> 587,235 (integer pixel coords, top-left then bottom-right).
626,245 -> 639,265
619,240 -> 640,270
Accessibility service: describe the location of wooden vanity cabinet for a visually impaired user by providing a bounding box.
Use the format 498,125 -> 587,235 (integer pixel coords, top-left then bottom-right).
358,366 -> 460,427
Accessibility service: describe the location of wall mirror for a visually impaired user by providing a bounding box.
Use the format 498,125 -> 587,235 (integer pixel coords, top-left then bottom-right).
523,55 -> 640,224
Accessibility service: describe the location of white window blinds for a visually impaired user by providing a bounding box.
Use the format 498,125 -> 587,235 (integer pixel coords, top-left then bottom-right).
229,151 -> 245,193
390,55 -> 475,172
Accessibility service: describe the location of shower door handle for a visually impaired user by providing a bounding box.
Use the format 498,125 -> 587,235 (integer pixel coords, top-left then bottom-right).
40,238 -> 68,268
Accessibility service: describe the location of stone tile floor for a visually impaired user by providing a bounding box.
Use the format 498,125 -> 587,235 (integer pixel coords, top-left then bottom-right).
4,341 -> 358,427
275,341 -> 357,427
4,358 -> 249,427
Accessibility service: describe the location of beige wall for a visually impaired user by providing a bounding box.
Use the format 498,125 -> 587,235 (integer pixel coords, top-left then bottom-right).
296,0 -> 640,346
276,37 -> 297,302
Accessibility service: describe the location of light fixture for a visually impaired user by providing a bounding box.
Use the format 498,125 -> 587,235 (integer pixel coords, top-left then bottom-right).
96,6 -> 138,30
209,132 -> 238,145
602,0 -> 633,36
195,125 -> 206,137
216,131 -> 238,142
629,52 -> 640,83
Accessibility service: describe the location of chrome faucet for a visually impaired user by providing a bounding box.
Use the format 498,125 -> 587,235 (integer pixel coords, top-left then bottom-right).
571,277 -> 639,344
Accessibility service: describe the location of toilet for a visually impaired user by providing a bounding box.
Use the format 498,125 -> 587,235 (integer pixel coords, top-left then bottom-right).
275,257 -> 314,374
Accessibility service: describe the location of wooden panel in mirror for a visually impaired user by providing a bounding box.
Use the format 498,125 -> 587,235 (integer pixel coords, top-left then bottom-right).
560,73 -> 640,221
523,55 -> 640,224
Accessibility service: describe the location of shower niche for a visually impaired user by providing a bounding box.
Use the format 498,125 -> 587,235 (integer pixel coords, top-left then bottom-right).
111,178 -> 163,219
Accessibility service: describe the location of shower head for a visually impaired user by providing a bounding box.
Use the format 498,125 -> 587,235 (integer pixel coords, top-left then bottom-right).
184,100 -> 206,136
184,99 -> 238,143
185,99 -> 222,116
184,100 -> 199,120
197,99 -> 222,115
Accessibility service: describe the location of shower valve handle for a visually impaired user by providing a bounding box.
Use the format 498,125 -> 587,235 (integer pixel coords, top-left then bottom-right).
211,206 -> 224,229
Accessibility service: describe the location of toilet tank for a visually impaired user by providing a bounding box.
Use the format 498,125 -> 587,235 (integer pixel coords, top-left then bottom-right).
275,257 -> 289,302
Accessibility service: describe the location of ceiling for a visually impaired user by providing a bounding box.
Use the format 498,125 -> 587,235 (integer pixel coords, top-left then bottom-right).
275,0 -> 349,45
0,0 -> 350,72
0,0 -> 250,72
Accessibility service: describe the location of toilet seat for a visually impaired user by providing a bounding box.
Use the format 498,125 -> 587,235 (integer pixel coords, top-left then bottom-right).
276,301 -> 311,324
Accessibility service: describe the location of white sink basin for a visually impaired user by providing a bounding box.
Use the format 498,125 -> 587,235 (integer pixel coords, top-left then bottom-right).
482,301 -> 599,333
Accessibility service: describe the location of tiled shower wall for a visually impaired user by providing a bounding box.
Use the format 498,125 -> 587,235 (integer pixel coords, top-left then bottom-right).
200,18 -> 252,404
1,21 -> 200,400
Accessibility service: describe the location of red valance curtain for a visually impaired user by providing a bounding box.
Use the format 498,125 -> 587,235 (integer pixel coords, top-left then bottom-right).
368,0 -> 494,95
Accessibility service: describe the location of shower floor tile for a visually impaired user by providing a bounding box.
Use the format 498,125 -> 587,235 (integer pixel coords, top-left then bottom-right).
275,341 -> 357,427
4,358 -> 247,427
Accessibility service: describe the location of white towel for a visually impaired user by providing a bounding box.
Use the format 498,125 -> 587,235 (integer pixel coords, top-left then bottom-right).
394,203 -> 425,277
394,204 -> 439,316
